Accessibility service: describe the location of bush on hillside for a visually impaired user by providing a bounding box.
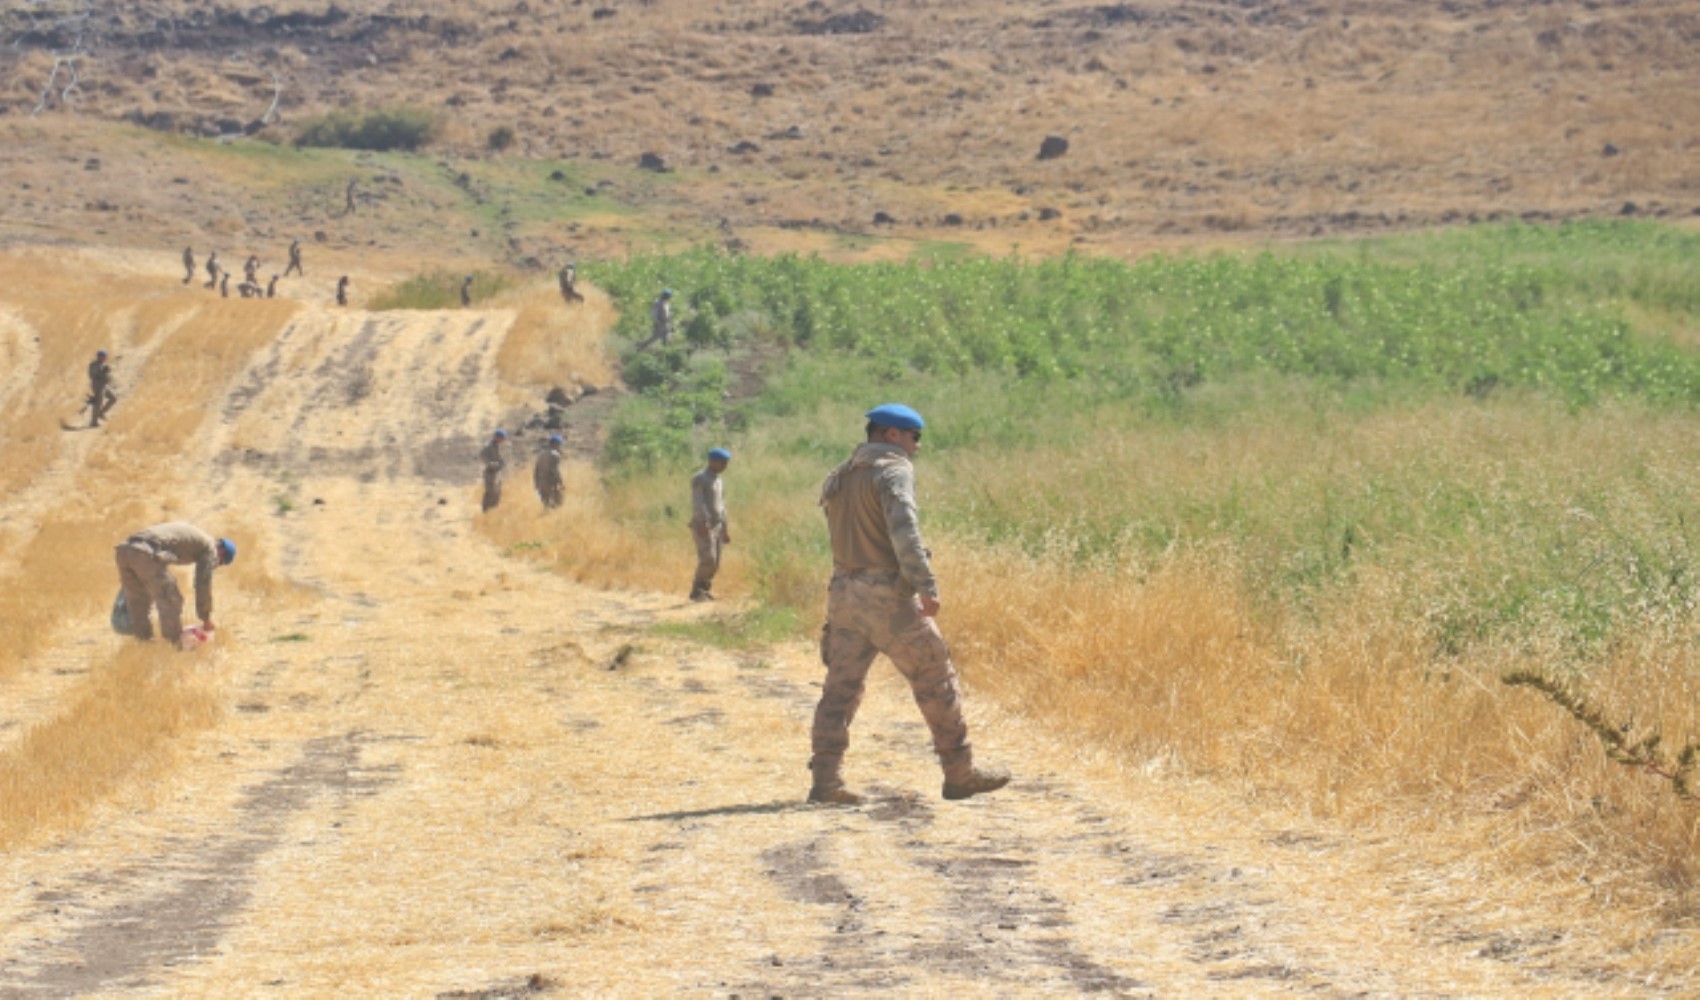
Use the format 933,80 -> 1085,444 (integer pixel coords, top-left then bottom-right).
295,108 -> 439,152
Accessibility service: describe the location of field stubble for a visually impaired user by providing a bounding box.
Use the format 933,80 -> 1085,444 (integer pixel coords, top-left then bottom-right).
0,255 -> 295,848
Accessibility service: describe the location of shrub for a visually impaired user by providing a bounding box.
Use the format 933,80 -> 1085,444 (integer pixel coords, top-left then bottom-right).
295,108 -> 439,152
487,125 -> 516,152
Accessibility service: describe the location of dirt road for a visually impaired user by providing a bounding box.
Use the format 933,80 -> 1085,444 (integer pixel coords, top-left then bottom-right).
0,269 -> 1689,997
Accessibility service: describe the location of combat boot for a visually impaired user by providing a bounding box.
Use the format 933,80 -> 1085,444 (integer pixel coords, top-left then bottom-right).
807,783 -> 864,806
942,766 -> 1011,801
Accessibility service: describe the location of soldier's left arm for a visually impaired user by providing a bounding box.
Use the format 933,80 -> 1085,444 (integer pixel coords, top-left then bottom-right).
877,464 -> 940,600
193,551 -> 216,622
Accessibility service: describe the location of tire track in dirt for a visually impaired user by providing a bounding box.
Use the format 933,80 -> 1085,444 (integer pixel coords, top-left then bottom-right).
0,733 -> 398,996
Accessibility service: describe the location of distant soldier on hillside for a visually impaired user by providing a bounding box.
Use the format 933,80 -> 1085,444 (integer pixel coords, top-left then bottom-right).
219,272 -> 230,298
336,275 -> 350,307
345,177 -> 359,216
204,250 -> 220,289
243,255 -> 260,284
689,447 -> 732,602
460,275 -> 474,309
182,246 -> 195,284
284,238 -> 303,277
558,263 -> 582,304
267,275 -> 279,299
534,434 -> 565,509
808,403 -> 1009,805
480,428 -> 508,512
637,288 -> 673,350
86,349 -> 117,428
113,522 -> 235,646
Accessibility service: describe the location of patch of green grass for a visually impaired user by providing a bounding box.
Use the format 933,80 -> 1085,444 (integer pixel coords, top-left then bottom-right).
268,632 -> 311,643
503,540 -> 545,556
368,270 -> 516,311
649,606 -> 806,651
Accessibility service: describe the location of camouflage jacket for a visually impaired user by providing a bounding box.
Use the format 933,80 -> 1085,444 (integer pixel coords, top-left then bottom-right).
819,443 -> 938,599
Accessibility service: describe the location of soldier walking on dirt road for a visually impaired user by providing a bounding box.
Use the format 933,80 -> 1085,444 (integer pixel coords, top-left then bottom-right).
204,250 -> 220,289
336,276 -> 350,307
86,349 -> 117,427
480,428 -> 508,512
535,433 -> 565,509
689,447 -> 732,602
267,275 -> 279,299
243,255 -> 260,285
113,522 -> 235,646
637,289 -> 674,350
182,246 -> 195,284
284,238 -> 303,277
809,404 -> 1009,805
460,275 -> 474,309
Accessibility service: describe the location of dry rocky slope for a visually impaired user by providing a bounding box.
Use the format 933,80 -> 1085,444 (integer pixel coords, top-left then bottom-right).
0,252 -> 1695,995
2,0 -> 1698,259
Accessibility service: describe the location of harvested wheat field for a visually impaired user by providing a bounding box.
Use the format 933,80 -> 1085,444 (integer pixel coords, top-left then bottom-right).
0,246 -> 1691,998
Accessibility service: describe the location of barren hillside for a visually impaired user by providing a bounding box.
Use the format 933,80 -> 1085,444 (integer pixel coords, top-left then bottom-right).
2,0 -> 1698,261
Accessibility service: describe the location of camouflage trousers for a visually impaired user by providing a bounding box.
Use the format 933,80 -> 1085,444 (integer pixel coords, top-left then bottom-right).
114,542 -> 183,641
692,526 -> 722,593
810,571 -> 972,787
482,467 -> 502,512
538,483 -> 563,509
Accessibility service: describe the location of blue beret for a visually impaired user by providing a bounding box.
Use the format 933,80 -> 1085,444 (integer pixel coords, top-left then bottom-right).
707,447 -> 732,461
217,538 -> 237,565
549,434 -> 564,446
865,403 -> 925,431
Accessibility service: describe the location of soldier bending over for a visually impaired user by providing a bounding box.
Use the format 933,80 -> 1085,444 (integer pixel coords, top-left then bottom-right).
113,523 -> 235,645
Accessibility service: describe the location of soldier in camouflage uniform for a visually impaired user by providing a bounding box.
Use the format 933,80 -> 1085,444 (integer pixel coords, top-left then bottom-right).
689,447 -> 732,601
480,428 -> 508,512
113,522 -> 235,644
809,404 -> 1009,805
86,349 -> 116,427
204,250 -> 220,289
534,433 -> 565,509
182,246 -> 195,285
284,238 -> 304,277
336,275 -> 350,307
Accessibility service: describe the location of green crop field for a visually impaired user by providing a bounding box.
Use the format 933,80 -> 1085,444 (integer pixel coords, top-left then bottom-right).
581,221 -> 1700,656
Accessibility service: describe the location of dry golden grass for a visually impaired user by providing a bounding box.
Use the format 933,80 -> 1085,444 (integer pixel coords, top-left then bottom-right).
0,645 -> 221,850
947,547 -> 1700,904
493,285 -> 616,395
478,461 -> 697,594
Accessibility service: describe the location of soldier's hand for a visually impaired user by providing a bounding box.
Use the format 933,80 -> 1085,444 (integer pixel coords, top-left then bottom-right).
918,595 -> 941,618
